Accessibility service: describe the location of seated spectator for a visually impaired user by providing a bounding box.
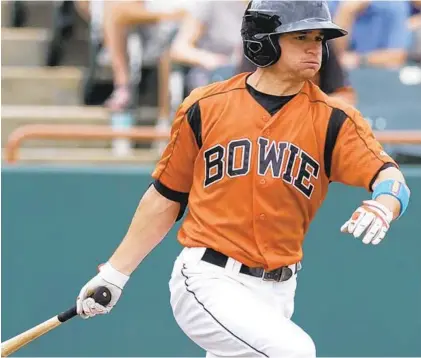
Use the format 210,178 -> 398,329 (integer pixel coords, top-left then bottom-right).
408,0 -> 421,61
409,1 -> 421,30
237,43 -> 356,105
328,0 -> 411,69
96,1 -> 186,110
170,1 -> 247,94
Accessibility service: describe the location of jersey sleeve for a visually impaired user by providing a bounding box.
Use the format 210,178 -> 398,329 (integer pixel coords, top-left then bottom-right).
151,101 -> 201,194
329,110 -> 398,191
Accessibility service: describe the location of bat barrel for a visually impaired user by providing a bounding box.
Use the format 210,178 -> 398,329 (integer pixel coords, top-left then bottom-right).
0,286 -> 111,356
1,316 -> 61,357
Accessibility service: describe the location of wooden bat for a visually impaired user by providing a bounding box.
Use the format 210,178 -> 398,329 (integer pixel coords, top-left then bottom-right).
1,286 -> 111,357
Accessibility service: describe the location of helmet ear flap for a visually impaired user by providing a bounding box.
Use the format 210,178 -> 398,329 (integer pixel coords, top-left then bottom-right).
241,10 -> 282,68
244,34 -> 281,68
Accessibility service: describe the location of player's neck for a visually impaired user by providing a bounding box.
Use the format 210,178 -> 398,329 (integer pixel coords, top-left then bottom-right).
247,67 -> 304,96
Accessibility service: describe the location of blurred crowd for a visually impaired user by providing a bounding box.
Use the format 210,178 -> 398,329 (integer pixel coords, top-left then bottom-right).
72,0 -> 421,110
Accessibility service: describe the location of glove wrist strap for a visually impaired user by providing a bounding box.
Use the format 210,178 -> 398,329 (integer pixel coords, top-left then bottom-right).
363,200 -> 393,223
100,262 -> 130,289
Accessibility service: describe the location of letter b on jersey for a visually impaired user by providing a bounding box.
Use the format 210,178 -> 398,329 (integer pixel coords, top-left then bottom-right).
204,140 -> 251,187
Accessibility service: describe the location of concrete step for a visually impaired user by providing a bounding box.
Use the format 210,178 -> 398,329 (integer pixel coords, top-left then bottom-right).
1,27 -> 90,67
1,66 -> 83,105
2,148 -> 161,165
1,105 -> 159,148
2,0 -> 92,67
1,27 -> 50,66
1,0 -> 90,38
0,66 -> 143,107
1,1 -> 54,29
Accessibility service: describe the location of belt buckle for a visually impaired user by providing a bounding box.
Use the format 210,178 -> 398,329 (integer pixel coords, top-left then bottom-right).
262,267 -> 293,282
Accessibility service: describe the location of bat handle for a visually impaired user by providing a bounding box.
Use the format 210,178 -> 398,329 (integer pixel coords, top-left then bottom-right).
57,286 -> 112,322
57,307 -> 77,323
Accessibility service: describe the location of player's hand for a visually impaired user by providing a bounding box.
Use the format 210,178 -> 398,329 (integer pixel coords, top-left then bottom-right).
340,200 -> 393,245
76,262 -> 130,319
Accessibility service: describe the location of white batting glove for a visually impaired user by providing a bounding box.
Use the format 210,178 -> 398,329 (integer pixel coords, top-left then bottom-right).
77,262 -> 130,319
341,200 -> 393,245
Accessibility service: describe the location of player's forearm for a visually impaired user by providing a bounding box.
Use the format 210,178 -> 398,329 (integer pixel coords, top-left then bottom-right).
108,185 -> 179,276
372,167 -> 406,219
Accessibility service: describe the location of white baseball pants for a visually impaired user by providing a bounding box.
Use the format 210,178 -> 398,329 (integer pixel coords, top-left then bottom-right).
169,247 -> 316,358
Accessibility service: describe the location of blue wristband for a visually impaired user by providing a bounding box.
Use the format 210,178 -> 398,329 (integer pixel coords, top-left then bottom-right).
372,180 -> 410,219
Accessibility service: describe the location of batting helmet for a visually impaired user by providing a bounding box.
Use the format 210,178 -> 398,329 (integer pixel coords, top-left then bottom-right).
241,0 -> 348,68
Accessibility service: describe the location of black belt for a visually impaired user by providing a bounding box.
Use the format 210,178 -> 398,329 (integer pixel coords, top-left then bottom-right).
201,248 -> 300,282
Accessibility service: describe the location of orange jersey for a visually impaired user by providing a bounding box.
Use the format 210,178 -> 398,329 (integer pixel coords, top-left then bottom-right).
152,73 -> 397,271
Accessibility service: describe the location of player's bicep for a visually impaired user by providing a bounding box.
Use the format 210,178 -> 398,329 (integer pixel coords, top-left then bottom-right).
328,110 -> 397,191
152,102 -> 201,194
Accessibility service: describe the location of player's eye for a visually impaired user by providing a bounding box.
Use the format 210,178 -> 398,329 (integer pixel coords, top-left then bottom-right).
315,36 -> 324,42
296,35 -> 307,41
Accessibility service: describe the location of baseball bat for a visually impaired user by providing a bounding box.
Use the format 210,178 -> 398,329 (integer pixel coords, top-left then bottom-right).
1,286 -> 111,357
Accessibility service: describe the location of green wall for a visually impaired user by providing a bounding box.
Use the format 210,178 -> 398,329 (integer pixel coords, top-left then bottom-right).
2,165 -> 420,357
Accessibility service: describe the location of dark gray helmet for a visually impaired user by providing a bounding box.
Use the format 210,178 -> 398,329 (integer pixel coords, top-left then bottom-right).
241,0 -> 348,67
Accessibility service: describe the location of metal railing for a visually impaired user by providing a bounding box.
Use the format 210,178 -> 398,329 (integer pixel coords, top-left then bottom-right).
4,124 -> 421,164
5,124 -> 170,164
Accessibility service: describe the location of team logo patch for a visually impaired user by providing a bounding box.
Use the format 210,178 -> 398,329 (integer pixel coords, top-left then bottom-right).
391,181 -> 401,195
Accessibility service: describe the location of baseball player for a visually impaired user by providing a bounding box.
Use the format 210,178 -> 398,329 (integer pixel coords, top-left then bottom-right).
76,1 -> 411,357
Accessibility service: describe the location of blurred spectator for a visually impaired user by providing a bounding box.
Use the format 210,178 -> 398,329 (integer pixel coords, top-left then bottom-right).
80,1 -> 187,111
329,0 -> 411,69
104,1 -> 187,111
408,0 -> 421,61
237,43 -> 356,105
74,1 -> 89,22
170,1 -> 247,94
409,0 -> 421,30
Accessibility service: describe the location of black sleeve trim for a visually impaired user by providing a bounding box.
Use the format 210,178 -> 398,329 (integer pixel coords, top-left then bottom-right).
153,180 -> 188,203
187,102 -> 203,149
368,162 -> 399,192
324,108 -> 348,179
152,180 -> 188,222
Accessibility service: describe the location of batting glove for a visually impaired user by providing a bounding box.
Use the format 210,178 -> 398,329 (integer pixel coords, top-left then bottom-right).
77,262 -> 130,319
341,200 -> 393,245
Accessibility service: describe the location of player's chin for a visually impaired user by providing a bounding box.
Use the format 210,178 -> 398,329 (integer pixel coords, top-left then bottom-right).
297,67 -> 320,80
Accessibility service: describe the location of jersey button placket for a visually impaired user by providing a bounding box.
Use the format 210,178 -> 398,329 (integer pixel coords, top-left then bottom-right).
261,115 -> 271,135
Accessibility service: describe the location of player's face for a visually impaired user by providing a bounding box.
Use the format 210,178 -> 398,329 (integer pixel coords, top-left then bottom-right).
276,30 -> 324,79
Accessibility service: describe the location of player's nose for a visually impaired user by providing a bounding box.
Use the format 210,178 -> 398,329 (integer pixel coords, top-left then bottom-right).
305,43 -> 322,57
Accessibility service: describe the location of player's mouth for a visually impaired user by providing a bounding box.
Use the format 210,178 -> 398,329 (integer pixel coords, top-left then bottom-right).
301,60 -> 320,69
302,60 -> 320,65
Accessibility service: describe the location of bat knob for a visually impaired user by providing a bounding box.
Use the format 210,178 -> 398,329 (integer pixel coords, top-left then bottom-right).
90,286 -> 112,306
